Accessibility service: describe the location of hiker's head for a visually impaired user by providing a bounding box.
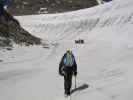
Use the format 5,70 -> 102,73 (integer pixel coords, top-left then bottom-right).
66,49 -> 72,54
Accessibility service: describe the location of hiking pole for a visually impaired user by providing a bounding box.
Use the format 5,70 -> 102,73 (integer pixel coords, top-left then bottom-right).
75,76 -> 77,89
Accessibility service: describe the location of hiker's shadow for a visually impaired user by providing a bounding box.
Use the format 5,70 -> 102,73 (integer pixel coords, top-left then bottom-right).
71,83 -> 89,94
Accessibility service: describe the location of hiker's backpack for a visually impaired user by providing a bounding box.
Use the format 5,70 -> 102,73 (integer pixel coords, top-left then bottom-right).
63,52 -> 74,67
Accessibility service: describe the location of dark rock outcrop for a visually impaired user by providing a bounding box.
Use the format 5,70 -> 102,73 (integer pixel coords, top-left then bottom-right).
0,10 -> 41,47
8,0 -> 98,15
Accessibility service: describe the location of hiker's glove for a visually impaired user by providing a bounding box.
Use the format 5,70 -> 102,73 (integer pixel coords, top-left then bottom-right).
60,72 -> 64,76
74,72 -> 77,76
59,71 -> 65,76
62,71 -> 65,76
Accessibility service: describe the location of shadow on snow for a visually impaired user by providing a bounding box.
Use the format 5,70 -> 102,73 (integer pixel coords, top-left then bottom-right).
71,83 -> 89,94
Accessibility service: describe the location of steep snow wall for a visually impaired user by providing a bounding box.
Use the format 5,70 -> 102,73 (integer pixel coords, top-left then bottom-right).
16,0 -> 133,42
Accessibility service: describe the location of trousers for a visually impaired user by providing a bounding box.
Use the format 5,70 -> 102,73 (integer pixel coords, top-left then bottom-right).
64,71 -> 73,95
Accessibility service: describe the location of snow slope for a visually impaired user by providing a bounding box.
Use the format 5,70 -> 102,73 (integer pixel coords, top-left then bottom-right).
0,0 -> 133,100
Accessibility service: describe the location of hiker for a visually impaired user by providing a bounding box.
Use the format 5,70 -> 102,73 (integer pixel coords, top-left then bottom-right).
59,50 -> 77,96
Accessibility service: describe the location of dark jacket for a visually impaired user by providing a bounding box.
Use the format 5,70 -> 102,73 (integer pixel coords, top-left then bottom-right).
59,52 -> 77,76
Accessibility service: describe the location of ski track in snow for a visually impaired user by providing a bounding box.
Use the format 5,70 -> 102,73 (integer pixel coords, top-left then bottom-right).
0,0 -> 133,100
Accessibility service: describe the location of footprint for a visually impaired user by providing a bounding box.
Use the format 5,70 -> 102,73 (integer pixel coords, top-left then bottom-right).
0,59 -> 3,62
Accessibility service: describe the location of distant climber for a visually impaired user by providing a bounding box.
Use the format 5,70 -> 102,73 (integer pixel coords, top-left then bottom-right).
59,50 -> 77,96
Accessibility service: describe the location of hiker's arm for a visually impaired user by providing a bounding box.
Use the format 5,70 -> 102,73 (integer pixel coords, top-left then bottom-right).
59,54 -> 65,76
